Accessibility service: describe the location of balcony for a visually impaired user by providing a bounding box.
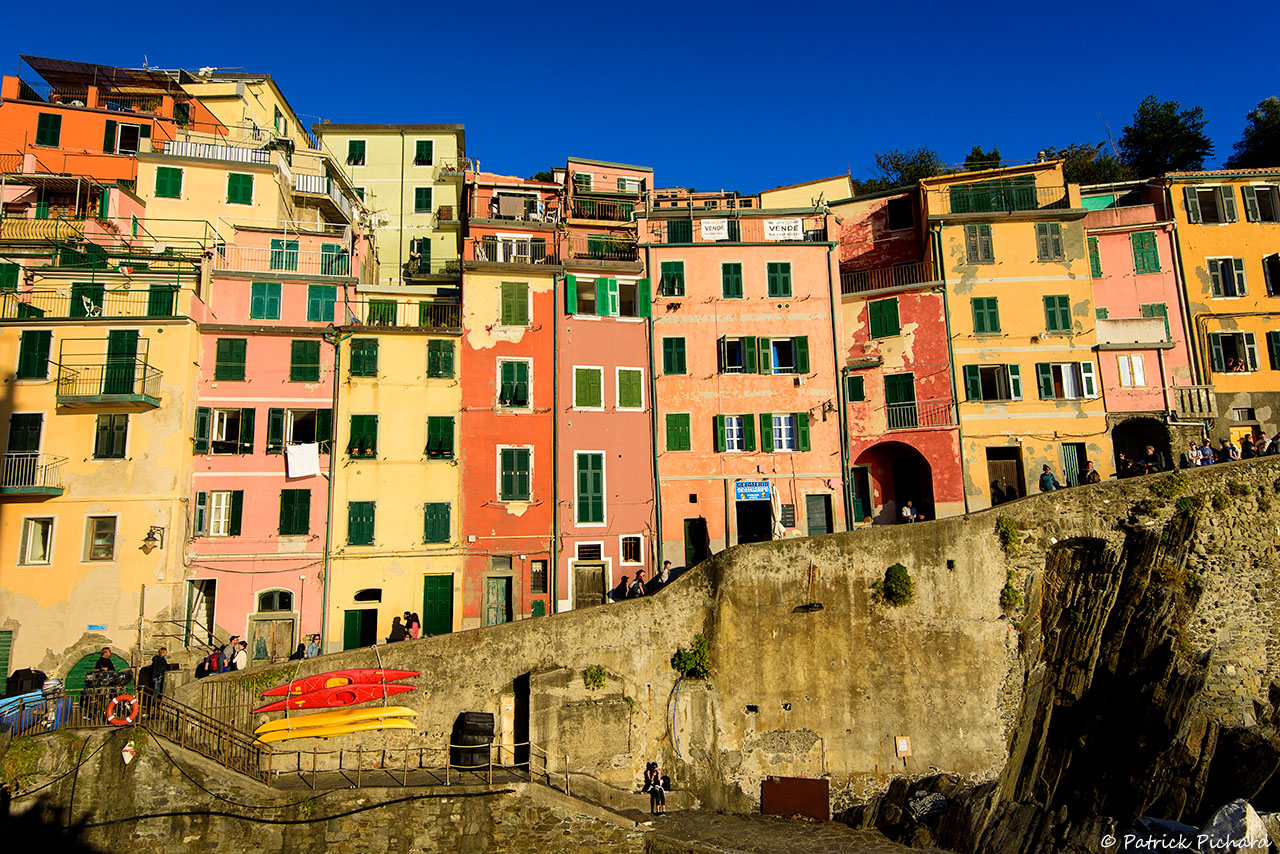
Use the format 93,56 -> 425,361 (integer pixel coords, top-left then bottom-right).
434,205 -> 460,227
571,178 -> 642,199
476,194 -> 560,226
928,180 -> 1070,216
403,257 -> 462,280
435,158 -> 475,179
1,217 -> 86,242
885,399 -> 956,430
57,360 -> 162,409
0,288 -> 192,321
0,453 -> 66,496
841,261 -> 938,295
345,296 -> 461,331
645,216 -> 827,245
215,244 -> 351,277
1095,317 -> 1170,348
157,138 -> 270,165
1172,385 -> 1218,419
564,234 -> 639,264
292,174 -> 355,221
570,198 -> 635,223
473,235 -> 559,266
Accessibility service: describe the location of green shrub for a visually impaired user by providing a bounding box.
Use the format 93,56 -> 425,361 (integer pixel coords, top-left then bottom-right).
2,737 -> 44,793
1259,496 -> 1272,512
1000,583 -> 1023,608
1174,495 -> 1202,517
671,633 -> 711,679
995,517 -> 1022,557
582,664 -> 608,691
1211,492 -> 1229,511
1132,498 -> 1164,516
1150,471 -> 1189,499
873,563 -> 915,607
1184,571 -> 1203,596
1227,480 -> 1249,497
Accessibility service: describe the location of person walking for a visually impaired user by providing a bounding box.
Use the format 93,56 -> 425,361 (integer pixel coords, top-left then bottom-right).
150,647 -> 178,697
628,570 -> 648,598
220,635 -> 240,673
1039,464 -> 1062,492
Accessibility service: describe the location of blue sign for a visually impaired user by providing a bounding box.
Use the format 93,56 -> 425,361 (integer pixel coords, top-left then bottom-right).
87,625 -> 107,631
735,480 -> 771,501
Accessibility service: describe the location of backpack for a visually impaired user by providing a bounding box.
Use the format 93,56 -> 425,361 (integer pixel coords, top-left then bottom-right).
206,649 -> 223,673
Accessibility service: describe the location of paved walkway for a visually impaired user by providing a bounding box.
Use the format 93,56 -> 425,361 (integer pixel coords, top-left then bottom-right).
646,811 -> 948,854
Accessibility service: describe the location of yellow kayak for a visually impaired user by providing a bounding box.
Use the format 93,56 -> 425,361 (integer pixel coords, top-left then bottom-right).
254,705 -> 417,735
254,718 -> 417,744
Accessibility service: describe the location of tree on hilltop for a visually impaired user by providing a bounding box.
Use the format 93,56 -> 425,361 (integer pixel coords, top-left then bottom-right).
1040,142 -> 1133,185
1223,96 -> 1280,168
964,145 -> 1003,171
1119,95 -> 1213,177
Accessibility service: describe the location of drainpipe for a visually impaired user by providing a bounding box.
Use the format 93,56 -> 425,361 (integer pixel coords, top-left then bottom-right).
643,242 -> 663,567
551,271 -> 561,613
932,225 -> 970,515
824,241 -> 851,529
318,324 -> 348,651
1166,215 -> 1205,385
399,131 -> 405,283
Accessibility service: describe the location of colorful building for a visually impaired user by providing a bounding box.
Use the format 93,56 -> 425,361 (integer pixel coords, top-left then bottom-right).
922,163 -> 1108,508
1164,168 -> 1280,442
637,190 -> 847,566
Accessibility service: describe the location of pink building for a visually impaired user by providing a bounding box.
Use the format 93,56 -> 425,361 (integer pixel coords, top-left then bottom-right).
186,224 -> 359,663
1081,184 -> 1206,464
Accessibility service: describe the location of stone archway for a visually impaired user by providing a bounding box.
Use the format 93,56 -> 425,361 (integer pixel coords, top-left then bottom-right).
1111,416 -> 1174,473
853,441 -> 935,524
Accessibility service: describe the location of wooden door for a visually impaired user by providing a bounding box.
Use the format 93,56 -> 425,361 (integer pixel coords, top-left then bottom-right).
251,618 -> 294,662
103,330 -> 138,395
484,577 -> 512,627
1062,443 -> 1086,487
683,517 -> 709,567
851,468 -> 872,523
573,563 -> 606,610
421,574 -> 453,636
805,494 -> 832,536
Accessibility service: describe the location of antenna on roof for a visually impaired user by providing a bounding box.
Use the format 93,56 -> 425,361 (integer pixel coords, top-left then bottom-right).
143,55 -> 150,70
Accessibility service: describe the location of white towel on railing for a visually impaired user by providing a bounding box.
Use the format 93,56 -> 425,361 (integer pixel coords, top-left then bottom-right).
285,443 -> 320,478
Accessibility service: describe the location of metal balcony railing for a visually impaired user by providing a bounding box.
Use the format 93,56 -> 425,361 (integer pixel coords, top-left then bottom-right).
57,361 -> 162,405
570,198 -> 635,222
930,182 -> 1070,215
565,234 -> 639,263
885,398 -> 955,430
346,297 -> 461,330
215,246 -> 351,277
1173,385 -> 1218,419
474,235 -> 558,265
841,260 -> 938,295
0,288 -> 191,320
403,257 -> 462,278
291,174 -> 355,220
475,193 -> 560,224
435,158 -> 475,178
159,139 -> 271,165
0,453 -> 66,493
645,215 -> 827,245
0,217 -> 86,242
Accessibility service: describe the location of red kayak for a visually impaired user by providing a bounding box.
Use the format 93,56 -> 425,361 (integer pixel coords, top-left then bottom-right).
261,669 -> 420,698
253,683 -> 415,715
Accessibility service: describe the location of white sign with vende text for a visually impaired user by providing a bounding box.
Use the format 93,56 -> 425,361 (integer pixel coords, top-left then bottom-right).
701,218 -> 729,241
763,218 -> 803,241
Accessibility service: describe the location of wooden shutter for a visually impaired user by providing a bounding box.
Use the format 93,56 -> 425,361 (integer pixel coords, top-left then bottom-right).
757,338 -> 772,373
424,503 -> 451,543
266,408 -> 285,454
1209,259 -> 1224,296
16,330 -> 51,379
1244,332 -> 1259,370
636,277 -> 650,317
963,365 -> 981,401
743,336 -> 757,373
1264,255 -> 1280,297
564,274 -> 577,314
1232,258 -> 1247,295
1088,236 -> 1102,277
742,413 -> 756,451
595,278 -> 611,317
716,337 -> 727,374
250,282 -> 267,318
714,415 -> 726,452
847,375 -> 866,401
1079,362 -> 1098,398
94,415 -> 113,458
796,412 -> 810,451
1208,334 -> 1225,372
759,414 -> 774,453
194,407 -> 210,454
1007,364 -> 1023,399
619,370 -> 641,408
102,118 -> 118,152
438,341 -> 454,378
348,501 -> 375,545
194,492 -> 208,535
0,262 -> 19,292
1267,331 -> 1280,370
794,336 -> 810,373
1036,363 -> 1054,399
1183,187 -> 1201,223
238,408 -> 255,454
1242,186 -> 1260,222
317,409 -> 332,447
1220,186 -> 1238,222
229,491 -> 244,537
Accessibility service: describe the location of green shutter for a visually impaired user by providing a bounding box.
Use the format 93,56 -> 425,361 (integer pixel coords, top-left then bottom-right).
1183,186 -> 1201,223
317,409 -> 333,447
155,167 -> 182,199
0,262 -> 20,292
427,340 -> 454,378
767,262 -> 792,297
16,331 -> 51,380
662,337 -> 686,375
35,113 -> 61,146
722,263 -> 743,298
350,339 -> 378,377
1044,295 -> 1070,332
415,140 -> 433,165
215,338 -> 247,380
1220,186 -> 1238,222
424,502 -> 451,543
238,408 -> 256,454
759,413 -> 774,453
102,119 -> 118,153
618,369 -> 642,408
847,375 -> 866,401
793,336 -> 810,373
229,491 -> 244,537
1008,364 -> 1023,399
660,261 -> 685,296
743,336 -> 757,373
714,415 -> 726,452
1208,334 -> 1225,372
266,408 -> 285,454
963,365 -> 982,401
742,413 -> 756,450
594,278 -> 610,317
194,407 -> 210,454
1036,363 -> 1054,399
348,414 -> 378,457
576,454 -> 604,524
1088,237 -> 1102,277
279,490 -> 311,535
757,338 -> 772,374
290,340 -> 321,382
1242,186 -> 1260,222
666,414 -> 690,452
427,416 -> 454,458
1140,303 -> 1170,340
1267,331 -> 1280,370
972,297 -> 1000,334
1232,258 -> 1248,295
194,492 -> 208,535
636,277 -> 651,317
796,412 -> 810,452
564,274 -> 578,314
348,501 -> 375,545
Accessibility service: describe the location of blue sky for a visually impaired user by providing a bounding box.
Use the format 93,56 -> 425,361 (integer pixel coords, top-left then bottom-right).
9,0 -> 1278,193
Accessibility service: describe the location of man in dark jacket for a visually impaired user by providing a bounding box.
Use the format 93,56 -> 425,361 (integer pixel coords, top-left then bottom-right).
93,647 -> 115,671
150,647 -> 178,697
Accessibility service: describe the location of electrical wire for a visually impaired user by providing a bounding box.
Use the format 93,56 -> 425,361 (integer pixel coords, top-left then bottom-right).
10,728 -> 123,799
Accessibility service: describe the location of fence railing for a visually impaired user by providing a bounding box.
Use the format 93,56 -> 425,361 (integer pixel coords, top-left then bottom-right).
1173,385 -> 1218,419
269,740 -> 549,790
0,453 -> 66,491
403,257 -> 462,278
0,217 -> 86,242
435,158 -> 475,177
570,198 -> 635,222
0,288 -> 192,321
291,174 -> 355,220
159,139 -> 271,164
57,361 -> 163,403
565,234 -> 639,263
215,245 -> 352,277
474,235 -> 559,265
643,215 -> 828,245
929,182 -> 1070,215
344,297 -> 461,330
474,193 -> 560,224
841,260 -> 938,295
885,398 -> 955,430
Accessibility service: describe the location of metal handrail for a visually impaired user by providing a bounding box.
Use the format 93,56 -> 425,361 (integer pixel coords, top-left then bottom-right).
0,288 -> 193,320
885,398 -> 956,430
214,245 -> 351,277
841,260 -> 937,295
57,361 -> 163,401
0,452 -> 66,490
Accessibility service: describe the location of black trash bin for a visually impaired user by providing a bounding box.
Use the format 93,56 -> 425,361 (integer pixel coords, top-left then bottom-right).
450,712 -> 494,769
5,669 -> 46,699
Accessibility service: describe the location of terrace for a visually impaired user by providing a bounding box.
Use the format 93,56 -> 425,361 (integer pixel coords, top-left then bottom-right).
0,453 -> 66,497
343,295 -> 461,331
11,55 -> 192,121
471,235 -> 559,266
216,242 -> 352,278
0,286 -> 196,321
840,260 -> 939,295
926,177 -> 1072,217
642,215 -> 828,245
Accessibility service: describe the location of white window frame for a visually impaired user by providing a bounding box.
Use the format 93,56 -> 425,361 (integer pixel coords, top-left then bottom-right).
617,277 -> 645,320
619,534 -> 644,565
210,408 -> 241,454
83,514 -> 118,563
1194,185 -> 1233,224
498,277 -> 533,326
226,172 -> 253,205
1210,331 -> 1260,372
1045,362 -> 1100,400
208,490 -> 233,537
1246,184 -> 1280,222
497,358 -> 533,411
721,337 -> 747,373
18,515 -> 54,566
618,177 -> 641,194
254,587 -> 295,614
1207,256 -> 1248,297
573,450 -> 607,528
285,409 -> 319,444
496,444 -> 533,502
725,415 -> 745,452
575,540 -> 606,561
412,139 -> 434,167
772,414 -> 797,452
573,366 -> 605,411
615,367 -> 645,411
770,338 -> 796,375
1117,354 -> 1146,387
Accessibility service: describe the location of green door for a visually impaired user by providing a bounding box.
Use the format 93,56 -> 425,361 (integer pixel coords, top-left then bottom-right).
0,631 -> 12,680
1062,443 -> 1086,487
805,494 -> 833,536
851,468 -> 872,523
422,575 -> 453,636
342,609 -> 378,650
64,651 -> 130,697
103,329 -> 139,395
884,373 -> 917,429
147,284 -> 177,317
683,517 -> 709,568
483,577 -> 512,627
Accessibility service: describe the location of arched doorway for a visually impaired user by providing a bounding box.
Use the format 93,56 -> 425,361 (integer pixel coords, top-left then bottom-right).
853,441 -> 935,524
64,651 -> 129,697
1111,417 -> 1173,472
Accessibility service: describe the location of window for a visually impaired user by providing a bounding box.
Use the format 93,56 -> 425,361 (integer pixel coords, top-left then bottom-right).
349,338 -> 378,376
35,113 -> 61,147
722,263 -> 743,298
1139,303 -> 1170,341
886,196 -> 914,231
423,502 -> 451,543
214,338 -> 247,381
93,414 -> 128,459
573,172 -> 592,192
971,297 -> 1000,334
1243,185 -> 1280,223
1232,407 -> 1257,422
666,413 -> 691,451
500,282 -> 529,325
759,413 -> 810,453
250,282 -> 281,320
1131,232 -> 1160,273
962,364 -> 1024,401
499,448 -> 531,500
714,414 -> 756,452
868,298 -> 901,338
209,408 -> 254,455
1209,258 -> 1248,297
16,331 -> 51,380
1118,354 -> 1147,387
1208,331 -> 1259,372
307,285 -> 336,322
574,367 -> 603,409
1266,254 -> 1280,296
717,336 -> 757,373
659,261 -> 685,296
321,241 -> 351,274
197,490 -> 243,537
273,105 -> 286,135
662,337 -> 687,375
846,374 -> 866,401
0,262 -> 18,293
1034,362 -> 1099,399
426,416 -> 455,459
1183,185 -> 1237,224
85,516 -> 116,561
1088,236 -> 1102,277
348,414 -> 378,457
575,453 -> 604,525
531,559 -> 549,593
965,224 -> 994,263
354,187 -> 365,201
1043,295 -> 1072,332
414,187 -> 433,214
617,368 -> 643,410
288,340 -> 321,383
1269,332 -> 1280,370
265,407 -> 331,453
257,590 -> 293,612
348,501 -> 375,545
226,173 -> 253,205
1035,223 -> 1064,261
498,360 -> 530,408
19,518 -> 53,565
270,239 -> 299,271
619,536 -> 641,565
667,219 -> 693,243
766,262 -> 792,297
413,140 -> 433,166
618,177 -> 641,194
346,140 -> 366,166
155,166 -> 183,199
427,340 -> 454,378
770,338 -> 795,373
278,490 -> 311,535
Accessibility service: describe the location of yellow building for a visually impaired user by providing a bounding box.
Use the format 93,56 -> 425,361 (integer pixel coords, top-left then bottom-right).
313,124 -> 465,289
922,163 -> 1109,509
324,290 -> 465,649
1165,168 -> 1280,441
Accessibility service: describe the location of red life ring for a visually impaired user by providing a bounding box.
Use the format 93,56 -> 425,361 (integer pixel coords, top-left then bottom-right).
107,694 -> 139,726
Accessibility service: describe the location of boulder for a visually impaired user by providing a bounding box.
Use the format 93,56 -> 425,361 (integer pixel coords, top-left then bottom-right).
1196,799 -> 1270,852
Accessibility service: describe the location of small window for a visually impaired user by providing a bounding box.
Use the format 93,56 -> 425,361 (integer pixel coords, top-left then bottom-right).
971,297 -> 1000,334
1208,331 -> 1259,372
214,338 -> 248,381
666,413 -> 691,451
1118,354 -> 1146,387
770,339 -> 796,374
206,490 -> 243,537
575,453 -> 605,525
963,364 -> 1024,402
350,339 -> 378,377
306,285 -> 336,322
1035,223 -> 1065,261
1243,185 -> 1280,223
257,590 -> 293,612
414,187 -> 433,214
868,298 -> 901,338
16,331 -> 52,380
347,140 -> 366,166
155,166 -> 183,199
574,367 -> 603,409
348,501 -> 375,546
1208,258 -> 1247,297
19,518 -> 54,565
659,261 -> 685,296
767,262 -> 792,297
886,196 -> 914,231
772,414 -> 797,452
725,415 -> 745,452
965,224 -> 994,263
1034,362 -> 1098,399
85,516 -> 117,561
250,282 -> 281,320
427,340 -> 455,378
426,416 -> 455,459
530,559 -> 549,593
574,544 -> 600,561
227,173 -> 254,205
846,375 -> 865,401
500,282 -> 530,326
284,409 -> 322,445
35,113 -> 62,147
289,340 -> 321,382
621,536 -> 642,564
279,489 -> 311,535
722,262 -> 743,298
1185,185 -> 1237,225
498,360 -> 530,408
353,588 -> 382,602
210,408 -> 251,455
93,413 -> 128,459
1131,231 -> 1160,274
1043,295 -> 1072,332
662,337 -> 687,375
413,140 -> 433,166
617,368 -> 643,410
348,414 -> 378,458
499,448 -> 531,501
